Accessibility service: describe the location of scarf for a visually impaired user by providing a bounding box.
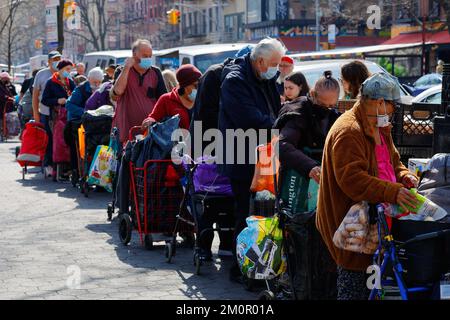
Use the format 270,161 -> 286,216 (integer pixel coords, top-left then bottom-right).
51,73 -> 72,97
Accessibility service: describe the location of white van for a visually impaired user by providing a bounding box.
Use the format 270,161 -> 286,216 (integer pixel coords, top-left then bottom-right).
82,50 -> 132,72
155,43 -> 254,73
82,49 -> 164,73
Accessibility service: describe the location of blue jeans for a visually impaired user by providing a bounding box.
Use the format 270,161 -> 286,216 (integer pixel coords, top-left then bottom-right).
40,114 -> 53,167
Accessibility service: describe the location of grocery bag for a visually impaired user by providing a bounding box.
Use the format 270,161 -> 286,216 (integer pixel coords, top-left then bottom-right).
87,136 -> 117,192
333,202 -> 380,255
250,139 -> 280,194
236,215 -> 287,280
382,188 -> 448,222
280,168 -> 319,215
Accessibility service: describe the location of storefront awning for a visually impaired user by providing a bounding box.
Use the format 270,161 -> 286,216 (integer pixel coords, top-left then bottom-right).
383,30 -> 450,45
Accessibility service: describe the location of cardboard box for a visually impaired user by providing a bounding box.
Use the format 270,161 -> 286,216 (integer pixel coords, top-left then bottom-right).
408,158 -> 431,177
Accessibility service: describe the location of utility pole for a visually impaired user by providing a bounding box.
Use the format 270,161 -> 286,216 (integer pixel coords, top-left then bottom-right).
57,0 -> 64,53
179,0 -> 183,46
315,0 -> 320,51
421,0 -> 427,76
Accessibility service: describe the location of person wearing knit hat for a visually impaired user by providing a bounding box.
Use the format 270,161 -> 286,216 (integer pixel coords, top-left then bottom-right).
277,55 -> 295,96
142,64 -> 202,130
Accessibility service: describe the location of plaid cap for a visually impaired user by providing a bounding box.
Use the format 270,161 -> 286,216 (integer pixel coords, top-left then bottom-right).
361,72 -> 401,103
48,51 -> 62,59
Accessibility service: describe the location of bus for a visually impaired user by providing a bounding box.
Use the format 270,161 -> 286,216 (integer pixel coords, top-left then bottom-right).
154,43 -> 254,73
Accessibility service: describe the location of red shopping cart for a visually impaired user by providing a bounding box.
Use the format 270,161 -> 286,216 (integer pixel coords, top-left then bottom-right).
118,127 -> 193,250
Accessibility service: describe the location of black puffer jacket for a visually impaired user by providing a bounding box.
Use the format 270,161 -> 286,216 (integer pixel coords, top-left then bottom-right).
273,96 -> 341,177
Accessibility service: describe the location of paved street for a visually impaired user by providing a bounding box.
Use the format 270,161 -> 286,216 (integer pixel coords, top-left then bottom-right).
0,139 -> 256,300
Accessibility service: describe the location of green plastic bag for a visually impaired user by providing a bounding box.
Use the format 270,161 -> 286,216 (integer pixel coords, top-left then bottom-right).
87,133 -> 118,192
280,168 -> 319,214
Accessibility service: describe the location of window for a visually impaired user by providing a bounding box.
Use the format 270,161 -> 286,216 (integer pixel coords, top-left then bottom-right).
247,0 -> 262,24
209,8 -> 213,33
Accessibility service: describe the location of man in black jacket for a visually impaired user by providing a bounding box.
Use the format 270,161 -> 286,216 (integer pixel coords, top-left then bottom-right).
189,45 -> 254,260
218,38 -> 285,282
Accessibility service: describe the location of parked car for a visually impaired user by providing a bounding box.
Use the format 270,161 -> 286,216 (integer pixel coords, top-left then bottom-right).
412,85 -> 442,104
403,73 -> 442,97
291,59 -> 413,105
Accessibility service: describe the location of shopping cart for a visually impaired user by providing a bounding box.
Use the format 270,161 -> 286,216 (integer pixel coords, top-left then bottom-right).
369,204 -> 450,300
165,155 -> 234,275
0,100 -> 15,142
77,112 -> 112,197
118,127 -> 192,250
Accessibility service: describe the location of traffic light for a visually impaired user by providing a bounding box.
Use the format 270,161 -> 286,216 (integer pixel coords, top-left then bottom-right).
175,9 -> 181,24
167,9 -> 180,25
34,39 -> 43,49
64,1 -> 77,19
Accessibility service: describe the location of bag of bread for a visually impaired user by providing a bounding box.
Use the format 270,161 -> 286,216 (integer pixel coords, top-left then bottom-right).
333,202 -> 370,253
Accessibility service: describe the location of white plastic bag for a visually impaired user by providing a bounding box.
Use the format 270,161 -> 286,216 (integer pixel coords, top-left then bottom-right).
381,189 -> 448,222
333,202 -> 374,254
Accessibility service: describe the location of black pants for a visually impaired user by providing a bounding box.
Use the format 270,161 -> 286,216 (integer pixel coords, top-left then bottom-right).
40,114 -> 53,167
197,196 -> 234,253
231,178 -> 253,261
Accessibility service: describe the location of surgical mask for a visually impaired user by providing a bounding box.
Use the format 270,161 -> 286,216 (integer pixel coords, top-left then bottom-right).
90,84 -> 99,91
52,62 -> 59,70
139,58 -> 152,70
62,71 -> 71,78
188,89 -> 197,101
260,66 -> 278,80
376,101 -> 390,128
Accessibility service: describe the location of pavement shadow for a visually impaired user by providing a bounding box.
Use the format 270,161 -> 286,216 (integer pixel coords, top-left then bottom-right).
85,220 -> 255,300
16,175 -> 112,211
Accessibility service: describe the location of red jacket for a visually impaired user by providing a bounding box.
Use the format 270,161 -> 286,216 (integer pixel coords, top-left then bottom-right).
148,88 -> 190,130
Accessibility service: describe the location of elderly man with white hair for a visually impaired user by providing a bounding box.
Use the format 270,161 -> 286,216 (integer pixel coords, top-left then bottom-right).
112,39 -> 166,143
65,66 -> 105,183
218,37 -> 286,283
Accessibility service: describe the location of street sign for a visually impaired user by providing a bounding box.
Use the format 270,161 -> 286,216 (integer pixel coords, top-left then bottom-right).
45,7 -> 58,25
328,24 -> 336,44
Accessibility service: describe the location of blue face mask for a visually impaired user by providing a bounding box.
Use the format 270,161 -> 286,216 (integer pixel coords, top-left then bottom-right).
188,89 -> 197,101
52,61 -> 59,70
139,58 -> 152,70
62,71 -> 71,78
260,66 -> 278,80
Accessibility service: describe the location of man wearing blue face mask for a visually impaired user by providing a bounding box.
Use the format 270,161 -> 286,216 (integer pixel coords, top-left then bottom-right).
32,51 -> 62,176
112,39 -> 167,143
218,37 -> 285,283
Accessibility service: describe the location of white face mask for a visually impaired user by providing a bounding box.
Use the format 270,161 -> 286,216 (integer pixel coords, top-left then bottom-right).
376,101 -> 390,128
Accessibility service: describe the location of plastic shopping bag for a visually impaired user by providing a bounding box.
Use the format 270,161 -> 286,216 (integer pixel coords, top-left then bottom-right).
333,202 -> 380,254
250,139 -> 280,194
87,144 -> 117,192
382,188 -> 448,222
236,215 -> 287,280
